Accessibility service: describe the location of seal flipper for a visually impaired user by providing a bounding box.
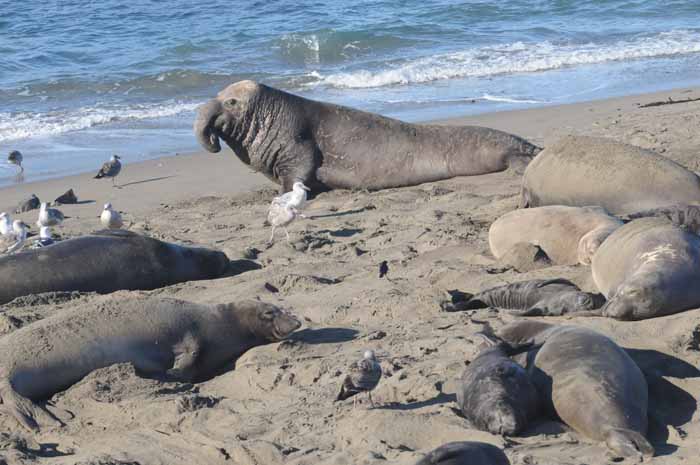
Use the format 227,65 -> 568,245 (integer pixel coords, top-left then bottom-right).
535,278 -> 577,288
0,381 -> 40,431
605,428 -> 654,460
166,332 -> 201,382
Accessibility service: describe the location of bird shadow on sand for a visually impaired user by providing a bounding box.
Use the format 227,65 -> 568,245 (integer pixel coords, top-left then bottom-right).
118,175 -> 176,188
287,327 -> 359,344
309,205 -> 376,220
378,392 -> 457,411
224,259 -> 262,277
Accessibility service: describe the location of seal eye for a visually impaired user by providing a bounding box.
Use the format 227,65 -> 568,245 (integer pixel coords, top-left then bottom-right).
261,309 -> 276,321
224,98 -> 237,108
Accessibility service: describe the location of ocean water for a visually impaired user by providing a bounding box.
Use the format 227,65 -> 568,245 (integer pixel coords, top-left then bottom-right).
2,0 -> 700,186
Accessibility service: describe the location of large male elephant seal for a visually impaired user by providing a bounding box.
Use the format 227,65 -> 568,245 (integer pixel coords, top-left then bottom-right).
497,322 -> 654,460
592,217 -> 700,320
0,296 -> 301,431
414,441 -> 510,465
0,230 -> 229,304
455,333 -> 539,435
519,135 -> 700,215
194,81 -> 541,192
489,205 -> 622,265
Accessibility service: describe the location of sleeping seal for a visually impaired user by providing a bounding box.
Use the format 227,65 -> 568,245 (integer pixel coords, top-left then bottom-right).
0,229 -> 229,304
0,296 -> 301,431
497,322 -> 654,460
414,441 -> 510,465
592,217 -> 700,320
194,80 -> 541,193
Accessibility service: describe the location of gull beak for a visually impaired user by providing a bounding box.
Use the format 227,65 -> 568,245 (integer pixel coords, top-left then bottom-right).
301,183 -> 311,191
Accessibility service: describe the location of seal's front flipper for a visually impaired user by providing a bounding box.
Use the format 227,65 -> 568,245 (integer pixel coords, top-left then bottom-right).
0,382 -> 40,431
605,428 -> 654,461
167,332 -> 201,382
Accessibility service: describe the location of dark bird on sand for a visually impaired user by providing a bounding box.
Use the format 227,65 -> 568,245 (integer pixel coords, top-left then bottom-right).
94,155 -> 122,187
379,261 -> 389,278
336,350 -> 382,408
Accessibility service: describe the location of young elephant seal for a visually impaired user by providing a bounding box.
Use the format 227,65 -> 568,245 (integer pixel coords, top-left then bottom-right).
592,217 -> 700,320
0,229 -> 229,304
414,441 -> 510,465
489,206 -> 622,266
456,333 -> 538,435
194,80 -> 540,193
520,135 -> 700,215
0,296 -> 301,431
497,322 -> 654,460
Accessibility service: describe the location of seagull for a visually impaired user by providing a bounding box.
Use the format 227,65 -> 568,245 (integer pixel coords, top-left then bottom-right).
37,202 -> 64,227
94,155 -> 122,187
274,182 -> 311,210
0,212 -> 11,236
1,220 -> 28,254
267,202 -> 303,244
8,150 -> 23,173
36,226 -> 55,248
100,202 -> 123,229
336,350 -> 383,408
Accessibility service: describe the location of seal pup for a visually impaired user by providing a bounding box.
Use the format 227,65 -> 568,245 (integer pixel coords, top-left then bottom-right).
37,202 -> 64,227
1,220 -> 28,254
497,322 -> 654,460
455,332 -> 538,435
94,154 -> 122,187
100,202 -> 124,229
14,194 -> 40,214
194,80 -> 540,193
414,442 -> 510,465
0,296 -> 301,431
8,150 -> 23,173
520,135 -> 700,215
489,206 -> 622,266
53,188 -> 78,205
592,217 -> 700,320
336,350 -> 382,408
456,279 -> 605,316
0,230 -> 230,305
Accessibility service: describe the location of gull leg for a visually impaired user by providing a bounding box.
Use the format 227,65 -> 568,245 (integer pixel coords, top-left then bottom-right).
368,391 -> 375,408
285,228 -> 291,244
353,396 -> 357,410
268,226 -> 276,245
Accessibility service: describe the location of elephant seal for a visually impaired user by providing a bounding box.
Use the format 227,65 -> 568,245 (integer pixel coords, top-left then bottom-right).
0,296 -> 301,431
455,333 -> 538,435
194,81 -> 541,193
489,206 -> 622,265
457,279 -> 605,316
520,135 -> 700,215
625,203 -> 700,235
0,229 -> 229,304
592,217 -> 700,320
497,322 -> 654,460
414,441 -> 510,465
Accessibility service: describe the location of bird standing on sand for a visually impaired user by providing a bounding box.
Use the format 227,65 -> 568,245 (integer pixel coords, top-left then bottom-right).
100,203 -> 123,229
336,350 -> 383,408
0,212 -> 11,236
37,202 -> 64,227
36,226 -> 55,248
267,182 -> 311,245
1,220 -> 28,254
379,260 -> 389,278
8,150 -> 23,173
94,155 -> 122,187
274,181 -> 310,210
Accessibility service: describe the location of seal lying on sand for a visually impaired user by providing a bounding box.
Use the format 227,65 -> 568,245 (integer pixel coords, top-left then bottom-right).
497,321 -> 654,460
414,441 -> 510,465
456,333 -> 538,435
0,230 -> 229,304
0,296 -> 301,431
457,279 -> 605,316
519,135 -> 700,215
194,81 -> 541,193
592,217 -> 700,320
489,206 -> 622,265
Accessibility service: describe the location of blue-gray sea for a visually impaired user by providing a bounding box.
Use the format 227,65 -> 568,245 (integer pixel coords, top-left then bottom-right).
2,0 -> 700,185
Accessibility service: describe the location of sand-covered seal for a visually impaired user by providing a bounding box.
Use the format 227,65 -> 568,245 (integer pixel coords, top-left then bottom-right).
520,135 -> 700,215
592,217 -> 700,320
455,333 -> 538,435
414,441 -> 510,465
0,230 -> 229,304
497,321 -> 654,460
457,279 -> 605,316
489,205 -> 622,265
0,296 -> 301,431
194,80 -> 541,192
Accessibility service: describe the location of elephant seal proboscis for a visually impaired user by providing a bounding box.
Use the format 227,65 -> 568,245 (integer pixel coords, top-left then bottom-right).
520,135 -> 700,215
497,322 -> 654,460
414,441 -> 510,465
194,80 -> 541,193
0,229 -> 230,304
457,279 -> 605,316
592,217 -> 700,320
0,296 -> 301,431
489,205 -> 622,266
455,333 -> 538,435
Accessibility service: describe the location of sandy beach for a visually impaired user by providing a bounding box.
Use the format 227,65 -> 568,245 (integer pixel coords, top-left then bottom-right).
2,87 -> 700,464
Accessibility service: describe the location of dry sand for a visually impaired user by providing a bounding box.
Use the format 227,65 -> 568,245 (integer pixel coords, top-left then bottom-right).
1,88 -> 700,464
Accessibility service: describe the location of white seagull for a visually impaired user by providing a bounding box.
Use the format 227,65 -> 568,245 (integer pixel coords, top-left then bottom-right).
336,350 -> 383,408
267,182 -> 311,244
1,220 -> 28,254
100,202 -> 123,229
0,212 -> 11,236
37,202 -> 65,227
94,155 -> 122,187
274,182 -> 311,210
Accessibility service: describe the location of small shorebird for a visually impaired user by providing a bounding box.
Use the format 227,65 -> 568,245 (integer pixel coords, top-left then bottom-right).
94,155 -> 122,187
7,150 -> 23,173
37,202 -> 65,227
1,220 -> 28,254
100,202 -> 123,229
0,212 -> 11,236
336,350 -> 383,408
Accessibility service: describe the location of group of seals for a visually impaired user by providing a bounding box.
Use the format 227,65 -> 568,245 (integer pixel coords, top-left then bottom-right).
0,296 -> 301,431
0,229 -> 229,304
194,80 -> 541,193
